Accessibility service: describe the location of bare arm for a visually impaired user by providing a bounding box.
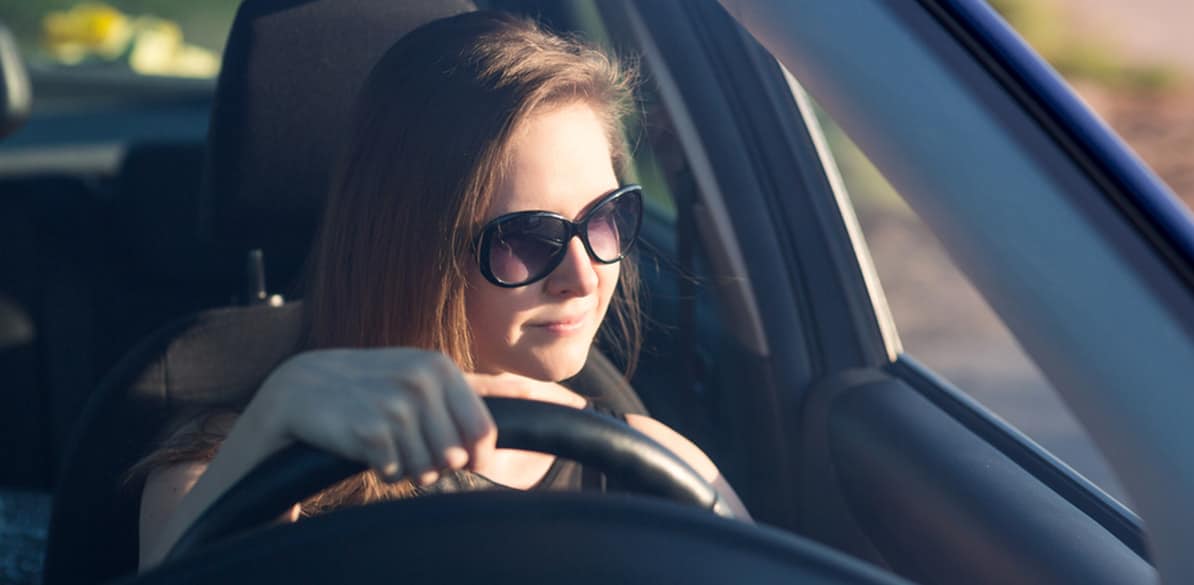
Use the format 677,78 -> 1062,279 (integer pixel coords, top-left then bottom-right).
136,407 -> 309,568
626,414 -> 752,520
137,348 -> 497,570
139,461 -> 207,569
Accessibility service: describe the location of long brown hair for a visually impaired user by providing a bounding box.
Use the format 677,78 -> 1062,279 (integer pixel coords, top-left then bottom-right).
302,11 -> 640,372
135,11 -> 642,511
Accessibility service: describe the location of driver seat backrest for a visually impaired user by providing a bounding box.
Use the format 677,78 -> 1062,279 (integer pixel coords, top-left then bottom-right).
42,302 -> 645,584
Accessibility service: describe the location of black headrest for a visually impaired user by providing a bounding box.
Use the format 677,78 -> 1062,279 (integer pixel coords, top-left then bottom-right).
199,0 -> 476,286
115,142 -> 239,283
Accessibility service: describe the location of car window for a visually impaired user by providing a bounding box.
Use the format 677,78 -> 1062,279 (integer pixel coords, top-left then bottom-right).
5,1 -> 236,78
792,79 -> 1132,505
2,1 -> 236,118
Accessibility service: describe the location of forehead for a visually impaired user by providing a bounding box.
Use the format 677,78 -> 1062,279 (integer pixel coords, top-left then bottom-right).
488,102 -> 620,220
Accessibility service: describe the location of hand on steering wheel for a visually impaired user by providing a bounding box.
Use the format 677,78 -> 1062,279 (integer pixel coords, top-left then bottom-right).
245,348 -> 499,488
163,397 -> 733,563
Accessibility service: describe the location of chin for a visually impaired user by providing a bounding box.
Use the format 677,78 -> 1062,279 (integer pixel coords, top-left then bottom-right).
507,342 -> 591,381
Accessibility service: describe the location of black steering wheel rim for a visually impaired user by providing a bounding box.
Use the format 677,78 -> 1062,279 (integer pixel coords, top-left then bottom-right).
163,397 -> 731,563
126,491 -> 912,585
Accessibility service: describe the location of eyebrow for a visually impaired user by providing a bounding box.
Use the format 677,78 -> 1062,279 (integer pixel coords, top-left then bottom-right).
494,185 -> 622,222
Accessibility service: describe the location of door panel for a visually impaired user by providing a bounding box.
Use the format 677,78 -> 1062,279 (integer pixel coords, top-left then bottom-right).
800,366 -> 1153,584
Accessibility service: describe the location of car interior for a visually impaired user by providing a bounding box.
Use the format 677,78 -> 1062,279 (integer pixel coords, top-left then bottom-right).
11,1 -> 749,582
0,0 -> 1165,584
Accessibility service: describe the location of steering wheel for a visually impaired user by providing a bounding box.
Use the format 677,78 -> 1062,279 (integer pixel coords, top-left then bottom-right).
135,398 -> 914,585
162,397 -> 733,563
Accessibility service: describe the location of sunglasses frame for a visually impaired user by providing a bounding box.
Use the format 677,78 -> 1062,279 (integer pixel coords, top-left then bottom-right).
473,184 -> 643,288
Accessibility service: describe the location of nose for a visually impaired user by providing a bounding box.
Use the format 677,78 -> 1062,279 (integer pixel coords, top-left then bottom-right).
544,236 -> 599,297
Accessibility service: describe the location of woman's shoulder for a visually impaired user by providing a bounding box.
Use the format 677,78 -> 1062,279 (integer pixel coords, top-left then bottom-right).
127,409 -> 240,489
150,410 -> 239,463
622,414 -> 752,519
136,410 -> 251,569
622,415 -> 718,478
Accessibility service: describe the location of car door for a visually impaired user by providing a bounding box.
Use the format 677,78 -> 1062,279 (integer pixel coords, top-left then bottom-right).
515,1 -> 1160,584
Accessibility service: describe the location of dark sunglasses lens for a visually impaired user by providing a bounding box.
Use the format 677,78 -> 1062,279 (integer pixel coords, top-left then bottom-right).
586,188 -> 641,262
487,215 -> 568,284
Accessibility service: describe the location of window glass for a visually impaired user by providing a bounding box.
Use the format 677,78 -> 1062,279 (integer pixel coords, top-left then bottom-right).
806,93 -> 1132,505
3,1 -> 237,78
988,0 -> 1194,206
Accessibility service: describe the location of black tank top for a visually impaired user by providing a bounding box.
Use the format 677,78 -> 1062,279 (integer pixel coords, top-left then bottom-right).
409,402 -> 626,496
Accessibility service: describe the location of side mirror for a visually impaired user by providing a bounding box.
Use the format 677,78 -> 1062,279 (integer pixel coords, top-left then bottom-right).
0,23 -> 31,139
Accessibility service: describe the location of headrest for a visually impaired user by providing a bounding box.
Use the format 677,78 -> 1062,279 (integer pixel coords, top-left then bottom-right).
199,0 -> 476,286
115,142 -> 239,284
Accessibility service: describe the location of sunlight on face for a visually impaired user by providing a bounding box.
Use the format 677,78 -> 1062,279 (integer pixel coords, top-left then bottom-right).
465,102 -> 621,381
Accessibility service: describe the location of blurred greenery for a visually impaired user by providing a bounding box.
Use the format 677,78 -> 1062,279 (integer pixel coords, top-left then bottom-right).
987,0 -> 1182,91
0,0 -> 240,57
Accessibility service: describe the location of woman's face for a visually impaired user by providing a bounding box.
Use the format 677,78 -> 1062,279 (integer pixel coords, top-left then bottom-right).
465,102 -> 621,381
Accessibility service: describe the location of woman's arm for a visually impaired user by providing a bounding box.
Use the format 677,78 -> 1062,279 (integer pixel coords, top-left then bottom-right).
136,405 -> 303,568
626,414 -> 753,520
139,460 -> 207,568
137,348 -> 497,570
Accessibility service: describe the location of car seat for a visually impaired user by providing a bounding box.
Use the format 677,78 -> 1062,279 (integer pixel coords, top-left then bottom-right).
40,1 -> 647,583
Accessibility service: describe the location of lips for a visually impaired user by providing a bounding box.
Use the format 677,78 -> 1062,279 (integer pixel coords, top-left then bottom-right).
528,312 -> 589,333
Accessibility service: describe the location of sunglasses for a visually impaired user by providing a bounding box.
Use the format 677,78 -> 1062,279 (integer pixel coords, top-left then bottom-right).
474,184 -> 643,288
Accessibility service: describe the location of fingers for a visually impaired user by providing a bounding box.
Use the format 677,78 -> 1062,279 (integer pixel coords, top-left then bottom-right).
267,348 -> 499,485
465,372 -> 588,408
447,372 -> 497,472
379,396 -> 437,485
402,356 -> 478,479
465,372 -> 534,400
352,419 -> 401,482
413,387 -> 471,472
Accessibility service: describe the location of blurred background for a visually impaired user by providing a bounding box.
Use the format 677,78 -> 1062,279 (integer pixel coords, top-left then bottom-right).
0,0 -> 1190,506
0,1 -> 235,78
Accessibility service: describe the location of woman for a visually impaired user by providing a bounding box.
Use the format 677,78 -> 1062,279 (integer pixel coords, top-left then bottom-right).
137,10 -> 749,569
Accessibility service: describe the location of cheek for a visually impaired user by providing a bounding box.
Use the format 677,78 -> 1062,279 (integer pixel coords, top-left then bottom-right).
595,263 -> 621,316
466,275 -> 511,334
465,269 -> 537,344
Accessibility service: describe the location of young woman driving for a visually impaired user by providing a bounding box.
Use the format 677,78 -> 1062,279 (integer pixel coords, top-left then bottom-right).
137,11 -> 749,569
